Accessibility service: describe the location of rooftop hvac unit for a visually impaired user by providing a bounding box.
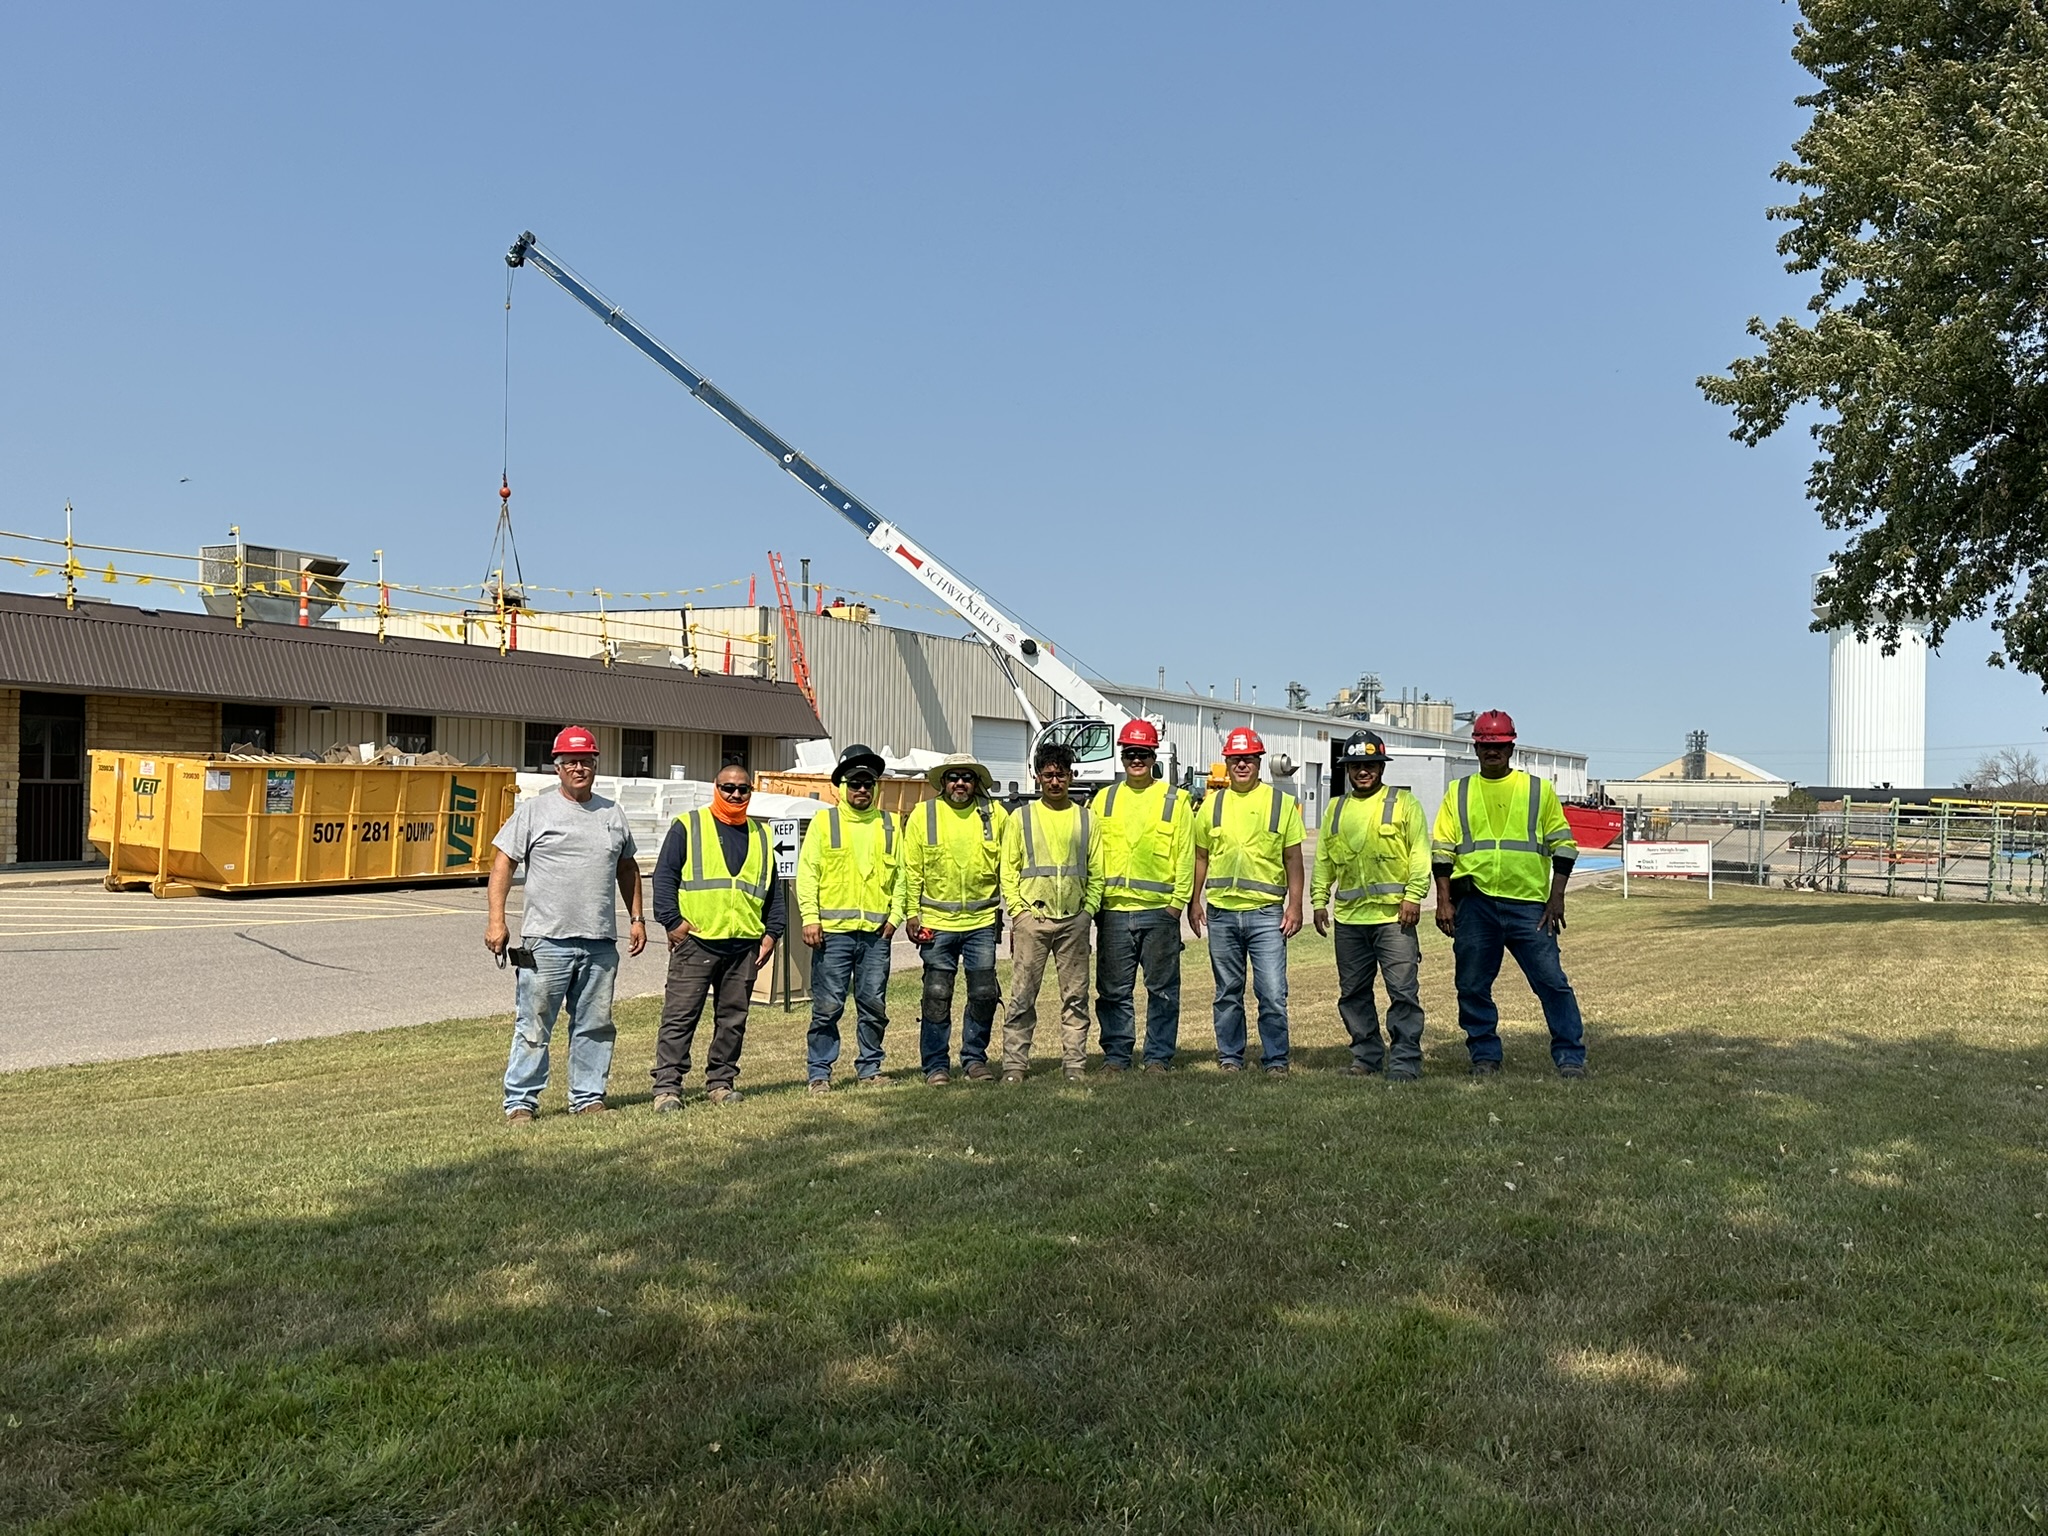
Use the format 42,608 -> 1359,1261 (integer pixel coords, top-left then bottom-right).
198,544 -> 349,626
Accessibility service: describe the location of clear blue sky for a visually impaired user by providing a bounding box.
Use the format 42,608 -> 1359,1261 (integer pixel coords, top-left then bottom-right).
4,2 -> 2043,780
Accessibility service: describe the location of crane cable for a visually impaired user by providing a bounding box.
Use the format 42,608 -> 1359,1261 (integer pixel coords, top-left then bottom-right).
488,266 -> 527,597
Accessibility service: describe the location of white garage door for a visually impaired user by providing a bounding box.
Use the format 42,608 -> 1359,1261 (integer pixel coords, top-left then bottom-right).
972,716 -> 1031,797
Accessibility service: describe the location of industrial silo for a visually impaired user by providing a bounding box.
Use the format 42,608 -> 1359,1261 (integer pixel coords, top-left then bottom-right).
1813,572 -> 1927,788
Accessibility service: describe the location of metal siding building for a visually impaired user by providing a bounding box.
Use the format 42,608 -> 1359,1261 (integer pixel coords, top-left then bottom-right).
345,599 -> 1591,822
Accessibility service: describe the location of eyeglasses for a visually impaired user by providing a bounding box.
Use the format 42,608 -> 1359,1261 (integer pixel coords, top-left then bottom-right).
942,771 -> 980,785
845,774 -> 879,789
716,783 -> 753,797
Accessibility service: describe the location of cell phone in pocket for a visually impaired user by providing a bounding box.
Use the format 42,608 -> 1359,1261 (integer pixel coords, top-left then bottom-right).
508,946 -> 538,971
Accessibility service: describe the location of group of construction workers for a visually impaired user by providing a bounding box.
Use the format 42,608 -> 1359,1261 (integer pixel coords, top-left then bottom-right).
487,711 -> 1588,1118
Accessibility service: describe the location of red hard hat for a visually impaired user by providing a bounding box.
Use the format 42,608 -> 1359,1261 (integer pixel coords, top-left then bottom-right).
1222,726 -> 1265,757
1472,710 -> 1517,744
1118,718 -> 1160,749
551,725 -> 600,756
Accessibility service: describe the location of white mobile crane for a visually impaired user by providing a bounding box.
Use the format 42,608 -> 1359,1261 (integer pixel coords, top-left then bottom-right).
506,231 -> 1158,795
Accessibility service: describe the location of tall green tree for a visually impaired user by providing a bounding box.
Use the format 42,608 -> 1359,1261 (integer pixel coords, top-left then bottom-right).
1702,1 -> 2048,677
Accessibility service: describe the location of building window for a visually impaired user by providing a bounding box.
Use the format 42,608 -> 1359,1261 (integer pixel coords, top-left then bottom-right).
386,713 -> 435,754
621,728 -> 655,779
524,722 -> 566,771
720,734 -> 750,770
221,703 -> 277,754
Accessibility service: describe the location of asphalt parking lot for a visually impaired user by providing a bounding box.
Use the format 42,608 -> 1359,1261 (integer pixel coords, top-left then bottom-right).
0,880 -> 919,1073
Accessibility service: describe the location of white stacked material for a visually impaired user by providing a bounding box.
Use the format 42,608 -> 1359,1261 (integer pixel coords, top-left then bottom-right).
793,738 -> 838,773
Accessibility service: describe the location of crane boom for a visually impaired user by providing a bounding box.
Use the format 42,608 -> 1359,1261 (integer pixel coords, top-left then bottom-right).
504,232 -> 1130,731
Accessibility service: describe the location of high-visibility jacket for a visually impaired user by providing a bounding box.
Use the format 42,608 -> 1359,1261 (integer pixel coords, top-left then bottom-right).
796,803 -> 900,933
1195,782 -> 1306,912
1095,777 -> 1195,912
1430,770 -> 1578,904
670,807 -> 773,940
896,794 -> 1010,932
1311,786 -> 1430,926
1000,800 -> 1105,919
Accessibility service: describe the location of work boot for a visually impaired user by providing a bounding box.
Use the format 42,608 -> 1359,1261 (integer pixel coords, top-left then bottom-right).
808,1077 -> 832,1096
1387,1066 -> 1421,1083
1140,1061 -> 1169,1076
963,1061 -> 995,1082
1469,1060 -> 1501,1078
505,1107 -> 537,1125
1002,1069 -> 1025,1085
1064,1065 -> 1087,1082
1217,1061 -> 1243,1074
857,1073 -> 891,1088
1265,1063 -> 1290,1078
1556,1062 -> 1587,1080
1099,1061 -> 1128,1076
926,1069 -> 951,1087
571,1100 -> 612,1115
1343,1062 -> 1379,1078
651,1093 -> 684,1114
706,1085 -> 744,1105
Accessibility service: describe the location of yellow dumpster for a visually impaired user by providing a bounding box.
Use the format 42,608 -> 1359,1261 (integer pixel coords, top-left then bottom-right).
89,752 -> 517,898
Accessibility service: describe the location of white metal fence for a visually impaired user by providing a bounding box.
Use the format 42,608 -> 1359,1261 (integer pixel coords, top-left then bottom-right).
1614,802 -> 2048,903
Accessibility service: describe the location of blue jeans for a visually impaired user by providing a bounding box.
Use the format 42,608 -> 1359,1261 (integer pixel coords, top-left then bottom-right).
1207,905 -> 1289,1068
918,923 -> 1000,1075
808,928 -> 892,1080
502,937 -> 619,1112
1451,891 -> 1586,1067
1095,908 -> 1182,1066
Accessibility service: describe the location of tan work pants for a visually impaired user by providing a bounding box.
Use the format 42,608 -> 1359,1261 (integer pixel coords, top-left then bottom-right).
1003,910 -> 1092,1070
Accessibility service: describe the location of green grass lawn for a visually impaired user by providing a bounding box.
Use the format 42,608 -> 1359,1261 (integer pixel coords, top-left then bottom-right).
3,883 -> 2046,1533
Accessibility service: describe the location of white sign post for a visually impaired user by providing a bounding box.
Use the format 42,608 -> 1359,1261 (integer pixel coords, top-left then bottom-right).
1621,836 -> 1714,899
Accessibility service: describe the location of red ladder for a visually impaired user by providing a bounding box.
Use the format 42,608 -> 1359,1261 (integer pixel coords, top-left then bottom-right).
766,551 -> 816,709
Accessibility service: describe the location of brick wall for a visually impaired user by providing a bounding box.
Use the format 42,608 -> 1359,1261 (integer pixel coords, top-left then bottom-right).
0,688 -> 18,865
86,694 -> 220,756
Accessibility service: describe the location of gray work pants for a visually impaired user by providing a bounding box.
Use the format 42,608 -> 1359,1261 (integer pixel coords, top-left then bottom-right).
1334,920 -> 1424,1072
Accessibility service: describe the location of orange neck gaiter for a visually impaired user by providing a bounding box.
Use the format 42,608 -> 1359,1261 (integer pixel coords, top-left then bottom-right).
709,792 -> 752,828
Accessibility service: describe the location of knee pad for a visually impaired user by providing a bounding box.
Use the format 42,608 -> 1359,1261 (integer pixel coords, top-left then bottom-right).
922,967 -> 958,1011
966,968 -> 1001,1009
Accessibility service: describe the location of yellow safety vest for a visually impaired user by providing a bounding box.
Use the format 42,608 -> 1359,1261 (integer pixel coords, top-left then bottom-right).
1004,800 -> 1096,918
1095,778 -> 1193,911
671,807 -> 772,940
797,804 -> 899,933
1430,770 -> 1577,904
1312,787 -> 1429,925
899,795 -> 1007,931
1200,782 -> 1302,911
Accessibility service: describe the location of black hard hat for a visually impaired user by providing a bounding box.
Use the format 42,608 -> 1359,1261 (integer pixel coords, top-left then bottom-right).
831,743 -> 887,784
1337,730 -> 1388,765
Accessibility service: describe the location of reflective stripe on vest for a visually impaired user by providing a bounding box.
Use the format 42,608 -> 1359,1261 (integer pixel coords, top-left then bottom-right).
1100,782 -> 1180,893
673,808 -> 771,899
816,805 -> 895,925
1453,775 -> 1542,855
913,796 -> 1000,913
1018,801 -> 1090,880
827,805 -> 896,853
1208,784 -> 1288,897
1331,788 -> 1409,903
924,796 -> 995,844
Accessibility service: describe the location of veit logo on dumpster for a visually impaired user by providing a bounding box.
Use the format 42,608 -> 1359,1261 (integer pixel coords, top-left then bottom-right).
445,780 -> 480,867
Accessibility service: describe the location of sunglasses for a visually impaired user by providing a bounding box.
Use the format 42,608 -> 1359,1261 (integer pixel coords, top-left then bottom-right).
716,783 -> 753,797
845,774 -> 879,789
1120,749 -> 1155,761
942,771 -> 981,784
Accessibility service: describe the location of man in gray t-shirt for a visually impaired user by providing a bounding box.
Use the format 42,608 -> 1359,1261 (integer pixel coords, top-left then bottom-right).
486,726 -> 645,1120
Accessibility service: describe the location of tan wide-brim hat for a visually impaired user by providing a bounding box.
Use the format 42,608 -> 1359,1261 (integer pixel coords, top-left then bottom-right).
925,753 -> 994,793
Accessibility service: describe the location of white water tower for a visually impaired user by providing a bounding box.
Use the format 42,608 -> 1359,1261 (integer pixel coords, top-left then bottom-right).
1813,572 -> 1927,787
